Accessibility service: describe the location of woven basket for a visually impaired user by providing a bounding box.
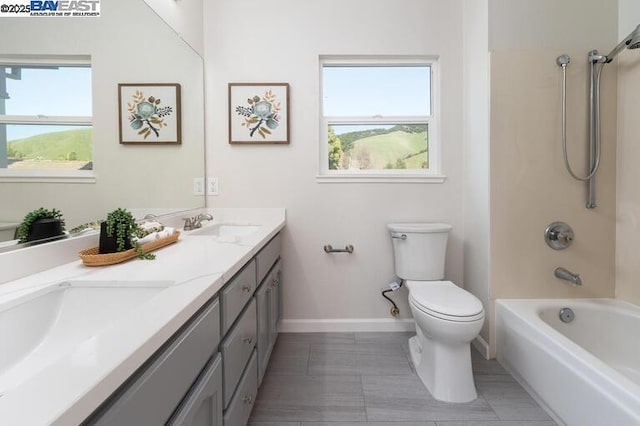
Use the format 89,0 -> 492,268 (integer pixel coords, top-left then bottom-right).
79,231 -> 180,267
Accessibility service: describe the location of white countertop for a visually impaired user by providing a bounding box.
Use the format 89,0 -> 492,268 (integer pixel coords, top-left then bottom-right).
0,208 -> 285,425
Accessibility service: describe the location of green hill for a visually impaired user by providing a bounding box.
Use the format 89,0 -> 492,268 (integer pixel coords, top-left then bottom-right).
8,128 -> 92,161
338,124 -> 427,152
405,150 -> 428,169
350,130 -> 428,169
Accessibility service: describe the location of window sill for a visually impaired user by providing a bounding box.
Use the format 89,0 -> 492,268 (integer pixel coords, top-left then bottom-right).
315,174 -> 446,184
0,170 -> 96,184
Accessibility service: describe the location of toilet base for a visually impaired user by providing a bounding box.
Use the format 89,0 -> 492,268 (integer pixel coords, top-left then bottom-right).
408,330 -> 478,403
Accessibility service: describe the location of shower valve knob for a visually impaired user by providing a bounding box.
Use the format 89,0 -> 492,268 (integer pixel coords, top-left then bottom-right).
544,222 -> 574,250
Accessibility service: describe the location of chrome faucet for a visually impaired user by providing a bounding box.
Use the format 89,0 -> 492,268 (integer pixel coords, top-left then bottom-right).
192,213 -> 213,228
183,213 -> 213,231
554,267 -> 582,286
183,217 -> 195,231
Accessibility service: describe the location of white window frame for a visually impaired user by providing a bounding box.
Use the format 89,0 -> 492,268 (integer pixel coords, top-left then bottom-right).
318,56 -> 444,183
0,56 -> 95,183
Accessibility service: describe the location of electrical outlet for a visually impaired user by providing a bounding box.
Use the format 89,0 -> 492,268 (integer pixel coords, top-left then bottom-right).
207,177 -> 219,196
193,177 -> 205,195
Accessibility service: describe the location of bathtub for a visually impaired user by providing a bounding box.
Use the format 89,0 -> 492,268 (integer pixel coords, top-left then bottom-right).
495,299 -> 640,426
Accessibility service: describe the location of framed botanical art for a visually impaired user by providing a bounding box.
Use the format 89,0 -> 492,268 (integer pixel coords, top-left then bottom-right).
118,83 -> 182,144
228,83 -> 289,144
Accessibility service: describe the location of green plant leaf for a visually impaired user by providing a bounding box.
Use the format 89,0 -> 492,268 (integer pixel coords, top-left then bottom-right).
16,207 -> 65,243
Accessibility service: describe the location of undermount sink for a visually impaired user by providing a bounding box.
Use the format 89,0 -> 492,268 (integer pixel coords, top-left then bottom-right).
189,223 -> 262,240
0,280 -> 173,393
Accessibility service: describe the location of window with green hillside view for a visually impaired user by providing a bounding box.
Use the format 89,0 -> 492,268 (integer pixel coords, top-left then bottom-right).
321,59 -> 436,175
0,62 -> 92,171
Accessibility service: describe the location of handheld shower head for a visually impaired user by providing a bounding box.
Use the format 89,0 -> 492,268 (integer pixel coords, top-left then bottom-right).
606,24 -> 640,62
627,25 -> 640,49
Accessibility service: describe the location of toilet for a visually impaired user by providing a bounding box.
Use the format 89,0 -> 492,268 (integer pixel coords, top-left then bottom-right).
388,222 -> 484,403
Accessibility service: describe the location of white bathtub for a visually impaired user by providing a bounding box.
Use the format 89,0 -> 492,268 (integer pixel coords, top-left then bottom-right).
496,298 -> 640,426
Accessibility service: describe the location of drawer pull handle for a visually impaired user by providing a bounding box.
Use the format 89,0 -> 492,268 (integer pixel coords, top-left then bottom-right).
242,337 -> 254,344
241,285 -> 251,292
242,395 -> 253,404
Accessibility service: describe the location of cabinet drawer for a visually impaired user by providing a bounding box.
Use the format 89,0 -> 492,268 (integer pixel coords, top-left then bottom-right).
223,350 -> 258,426
168,353 -> 223,426
87,299 -> 220,426
221,298 -> 257,408
256,233 -> 281,285
221,259 -> 256,334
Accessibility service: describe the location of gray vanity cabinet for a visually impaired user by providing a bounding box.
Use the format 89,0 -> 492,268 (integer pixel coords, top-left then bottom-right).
221,298 -> 257,408
220,232 -> 281,425
256,233 -> 281,284
268,260 -> 282,352
85,298 -> 220,426
84,231 -> 282,426
256,259 -> 282,385
223,350 -> 258,426
221,260 -> 257,335
168,353 -> 223,426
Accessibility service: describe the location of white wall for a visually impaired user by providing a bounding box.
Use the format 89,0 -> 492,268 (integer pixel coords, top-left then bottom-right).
462,0 -> 491,347
204,0 -> 465,327
616,0 -> 640,305
202,0 -> 626,342
143,0 -> 204,56
0,0 -> 205,229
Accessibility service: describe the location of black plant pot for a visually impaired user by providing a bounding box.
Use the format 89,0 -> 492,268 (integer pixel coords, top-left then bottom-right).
99,222 -> 133,254
27,217 -> 64,242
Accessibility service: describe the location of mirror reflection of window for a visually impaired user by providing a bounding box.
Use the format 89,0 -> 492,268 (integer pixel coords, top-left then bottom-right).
0,62 -> 92,171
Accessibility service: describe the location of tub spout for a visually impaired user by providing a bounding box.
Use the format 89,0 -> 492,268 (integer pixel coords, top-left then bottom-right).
554,267 -> 582,286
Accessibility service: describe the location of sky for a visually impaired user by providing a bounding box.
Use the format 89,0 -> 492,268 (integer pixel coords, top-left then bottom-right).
2,65 -> 429,139
1,66 -> 92,140
322,64 -> 431,135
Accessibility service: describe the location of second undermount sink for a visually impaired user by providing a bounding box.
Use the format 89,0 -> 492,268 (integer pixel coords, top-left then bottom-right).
0,280 -> 174,393
189,223 -> 262,240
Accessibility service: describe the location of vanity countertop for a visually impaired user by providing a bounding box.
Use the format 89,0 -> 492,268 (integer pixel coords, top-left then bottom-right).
0,208 -> 285,426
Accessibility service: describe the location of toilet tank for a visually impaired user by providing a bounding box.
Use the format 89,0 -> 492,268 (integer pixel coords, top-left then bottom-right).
388,223 -> 452,281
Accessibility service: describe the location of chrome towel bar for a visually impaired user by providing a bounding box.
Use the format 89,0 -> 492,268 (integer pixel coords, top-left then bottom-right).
323,244 -> 354,254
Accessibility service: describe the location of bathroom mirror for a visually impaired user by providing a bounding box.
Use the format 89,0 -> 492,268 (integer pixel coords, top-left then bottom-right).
0,0 -> 205,251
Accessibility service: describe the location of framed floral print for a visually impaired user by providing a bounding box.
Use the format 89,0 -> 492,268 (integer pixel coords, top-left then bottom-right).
118,83 -> 181,144
228,83 -> 289,144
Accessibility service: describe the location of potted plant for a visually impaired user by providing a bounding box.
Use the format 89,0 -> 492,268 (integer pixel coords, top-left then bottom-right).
99,208 -> 155,259
16,207 -> 66,243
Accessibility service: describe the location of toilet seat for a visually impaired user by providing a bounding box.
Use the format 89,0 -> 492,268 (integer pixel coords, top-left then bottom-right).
408,280 -> 484,322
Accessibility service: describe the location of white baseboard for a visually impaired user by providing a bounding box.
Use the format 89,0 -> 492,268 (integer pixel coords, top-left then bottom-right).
472,334 -> 491,359
279,318 -> 416,333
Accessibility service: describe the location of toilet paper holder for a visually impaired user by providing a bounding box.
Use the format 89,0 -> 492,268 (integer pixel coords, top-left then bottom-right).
323,244 -> 354,254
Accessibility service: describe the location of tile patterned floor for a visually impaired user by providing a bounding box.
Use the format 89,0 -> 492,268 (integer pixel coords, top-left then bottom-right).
248,332 -> 558,426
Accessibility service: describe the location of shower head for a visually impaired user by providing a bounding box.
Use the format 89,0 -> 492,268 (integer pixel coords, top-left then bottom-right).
605,24 -> 640,62
627,26 -> 640,49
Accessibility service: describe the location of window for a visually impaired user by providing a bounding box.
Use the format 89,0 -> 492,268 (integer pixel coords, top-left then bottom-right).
0,57 -> 93,180
319,57 -> 442,182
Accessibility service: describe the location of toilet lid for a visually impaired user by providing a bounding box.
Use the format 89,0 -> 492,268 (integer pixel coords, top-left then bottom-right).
408,281 -> 484,318
387,222 -> 452,233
